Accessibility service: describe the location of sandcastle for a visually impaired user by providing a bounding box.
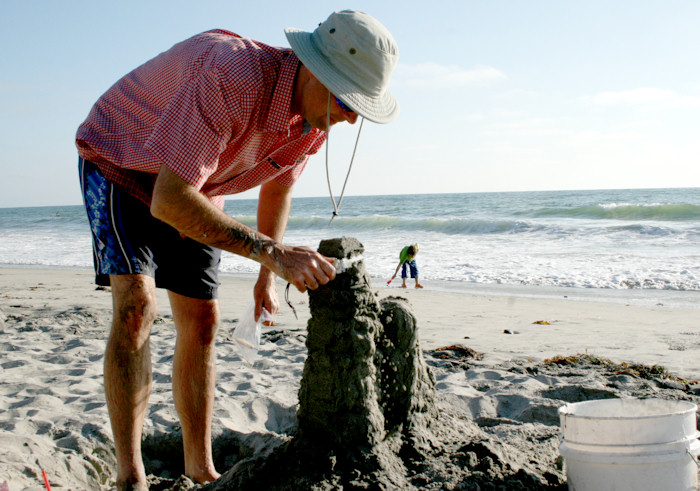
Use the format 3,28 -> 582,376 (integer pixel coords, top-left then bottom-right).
298,237 -> 440,483
207,237 -> 441,489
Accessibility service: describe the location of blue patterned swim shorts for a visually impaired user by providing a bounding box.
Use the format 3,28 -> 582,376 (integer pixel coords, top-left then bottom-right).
78,157 -> 221,299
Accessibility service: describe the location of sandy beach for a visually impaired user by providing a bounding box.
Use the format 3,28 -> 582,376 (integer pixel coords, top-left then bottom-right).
1,266 -> 699,490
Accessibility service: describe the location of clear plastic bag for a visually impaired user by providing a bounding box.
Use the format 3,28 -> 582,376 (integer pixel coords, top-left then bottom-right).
232,303 -> 273,365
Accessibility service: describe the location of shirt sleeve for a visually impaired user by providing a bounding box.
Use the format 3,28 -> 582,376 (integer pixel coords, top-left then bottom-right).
145,68 -> 235,191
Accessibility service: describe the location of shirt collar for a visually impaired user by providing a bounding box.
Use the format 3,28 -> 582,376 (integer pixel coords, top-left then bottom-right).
265,50 -> 301,134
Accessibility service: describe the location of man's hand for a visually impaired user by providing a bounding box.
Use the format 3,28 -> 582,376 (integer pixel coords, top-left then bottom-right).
254,269 -> 279,323
266,244 -> 336,293
254,247 -> 336,322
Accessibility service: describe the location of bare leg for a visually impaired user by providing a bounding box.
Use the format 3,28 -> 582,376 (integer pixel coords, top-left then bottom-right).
105,275 -> 158,491
169,291 -> 221,484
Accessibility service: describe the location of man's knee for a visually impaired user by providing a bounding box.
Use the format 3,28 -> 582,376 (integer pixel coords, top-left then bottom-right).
185,304 -> 219,347
171,296 -> 219,347
110,275 -> 158,345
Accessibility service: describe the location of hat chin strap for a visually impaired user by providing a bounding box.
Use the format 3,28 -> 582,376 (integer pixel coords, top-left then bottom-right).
326,92 -> 364,225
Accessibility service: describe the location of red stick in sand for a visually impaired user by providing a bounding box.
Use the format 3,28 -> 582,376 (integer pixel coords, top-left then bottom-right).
42,469 -> 51,491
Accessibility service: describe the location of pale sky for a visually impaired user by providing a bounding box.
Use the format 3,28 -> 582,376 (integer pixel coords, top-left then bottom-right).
2,0 -> 699,208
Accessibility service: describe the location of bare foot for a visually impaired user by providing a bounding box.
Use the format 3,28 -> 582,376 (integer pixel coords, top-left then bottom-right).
188,469 -> 221,485
415,284 -> 424,289
401,284 -> 407,288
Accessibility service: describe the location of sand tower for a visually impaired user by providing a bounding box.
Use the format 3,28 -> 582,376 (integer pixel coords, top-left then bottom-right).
208,237 -> 439,489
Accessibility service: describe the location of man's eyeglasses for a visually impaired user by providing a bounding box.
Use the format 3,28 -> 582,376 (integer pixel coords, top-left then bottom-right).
334,95 -> 354,114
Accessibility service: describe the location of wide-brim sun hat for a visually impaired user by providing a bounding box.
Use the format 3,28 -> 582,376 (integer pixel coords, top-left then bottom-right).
285,10 -> 399,124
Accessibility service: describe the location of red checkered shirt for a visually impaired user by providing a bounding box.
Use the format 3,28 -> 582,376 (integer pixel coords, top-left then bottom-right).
76,29 -> 326,209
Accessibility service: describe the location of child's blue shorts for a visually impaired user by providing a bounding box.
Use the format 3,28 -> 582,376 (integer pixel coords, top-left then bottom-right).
401,260 -> 418,279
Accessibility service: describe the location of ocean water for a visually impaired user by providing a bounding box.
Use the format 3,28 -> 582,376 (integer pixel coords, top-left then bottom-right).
1,188 -> 699,308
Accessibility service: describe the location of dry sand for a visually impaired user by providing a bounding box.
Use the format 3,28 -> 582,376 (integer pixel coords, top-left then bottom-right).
1,266 -> 699,490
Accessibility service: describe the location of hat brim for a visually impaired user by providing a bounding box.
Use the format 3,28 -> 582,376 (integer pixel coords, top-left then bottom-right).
285,28 -> 399,124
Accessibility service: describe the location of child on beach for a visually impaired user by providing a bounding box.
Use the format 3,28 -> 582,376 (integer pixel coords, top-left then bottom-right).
389,244 -> 424,288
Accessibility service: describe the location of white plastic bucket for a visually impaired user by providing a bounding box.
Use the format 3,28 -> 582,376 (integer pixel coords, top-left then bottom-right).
559,398 -> 700,491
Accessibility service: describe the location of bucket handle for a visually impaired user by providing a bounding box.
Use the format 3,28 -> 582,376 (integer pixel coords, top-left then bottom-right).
687,449 -> 700,469
687,437 -> 700,469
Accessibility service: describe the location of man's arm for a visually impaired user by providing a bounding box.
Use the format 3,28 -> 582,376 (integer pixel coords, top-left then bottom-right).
253,179 -> 294,320
151,165 -> 335,293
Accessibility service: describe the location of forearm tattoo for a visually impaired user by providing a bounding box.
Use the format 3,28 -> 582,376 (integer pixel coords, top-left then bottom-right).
221,226 -> 275,262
